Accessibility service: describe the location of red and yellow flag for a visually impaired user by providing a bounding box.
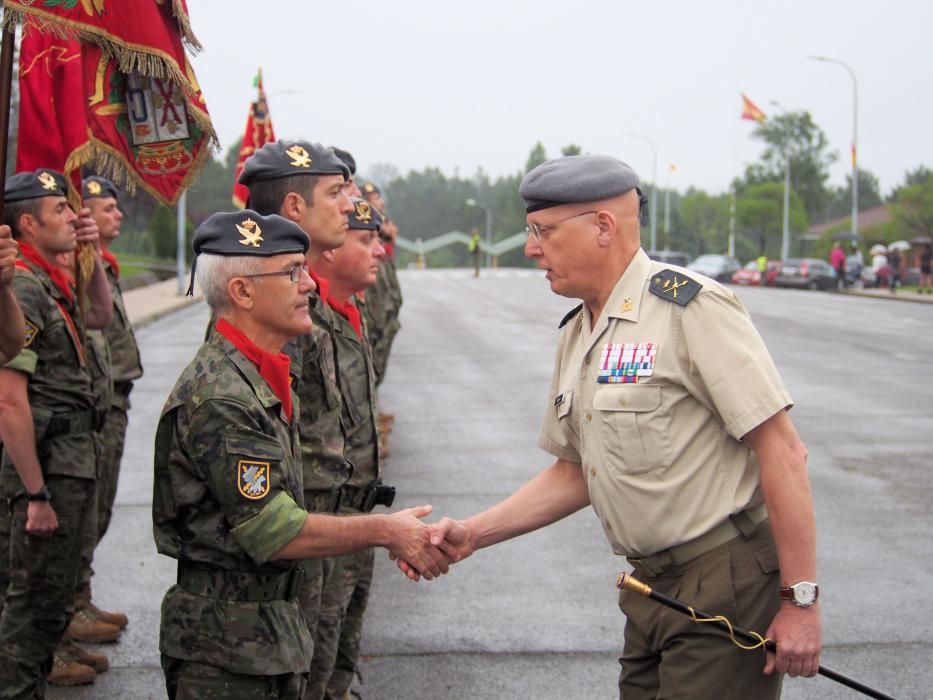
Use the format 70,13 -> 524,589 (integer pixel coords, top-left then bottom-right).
232,69 -> 275,209
740,93 -> 767,123
7,0 -> 216,206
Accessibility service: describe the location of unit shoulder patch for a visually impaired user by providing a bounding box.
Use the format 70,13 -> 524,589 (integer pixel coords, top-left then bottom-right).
648,269 -> 702,307
23,320 -> 39,347
237,459 -> 271,500
558,303 -> 583,328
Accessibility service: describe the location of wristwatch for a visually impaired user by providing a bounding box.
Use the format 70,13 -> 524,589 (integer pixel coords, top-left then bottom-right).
779,581 -> 819,607
27,485 -> 52,502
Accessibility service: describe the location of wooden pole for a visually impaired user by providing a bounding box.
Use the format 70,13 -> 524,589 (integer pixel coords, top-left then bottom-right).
0,27 -> 17,222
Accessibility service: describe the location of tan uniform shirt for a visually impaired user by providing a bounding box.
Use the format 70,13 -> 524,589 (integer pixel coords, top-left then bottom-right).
538,249 -> 792,558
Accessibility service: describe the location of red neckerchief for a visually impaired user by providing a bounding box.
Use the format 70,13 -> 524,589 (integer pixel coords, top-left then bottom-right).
100,249 -> 120,279
307,266 -> 329,304
382,242 -> 394,259
327,295 -> 362,338
18,241 -> 74,304
216,318 -> 293,421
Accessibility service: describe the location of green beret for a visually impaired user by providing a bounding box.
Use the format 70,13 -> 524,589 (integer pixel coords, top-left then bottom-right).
83,176 -> 118,200
4,169 -> 69,202
238,140 -> 349,186
330,146 -> 356,176
348,198 -> 383,232
520,155 -> 641,213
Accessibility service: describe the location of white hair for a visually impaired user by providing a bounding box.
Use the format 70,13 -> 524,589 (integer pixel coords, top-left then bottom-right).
195,253 -> 263,313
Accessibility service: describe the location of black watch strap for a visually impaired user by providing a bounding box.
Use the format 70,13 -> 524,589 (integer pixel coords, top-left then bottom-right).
27,485 -> 52,502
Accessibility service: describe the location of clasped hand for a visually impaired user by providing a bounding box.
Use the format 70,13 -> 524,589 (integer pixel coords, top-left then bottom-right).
390,516 -> 474,582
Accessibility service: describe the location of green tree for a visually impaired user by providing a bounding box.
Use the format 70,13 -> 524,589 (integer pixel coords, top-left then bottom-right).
889,165 -> 932,201
525,142 -> 548,174
678,189 -> 730,257
736,182 -> 808,260
151,204 -> 177,259
561,144 -> 583,156
825,169 -> 883,221
889,178 -> 933,240
742,111 -> 836,224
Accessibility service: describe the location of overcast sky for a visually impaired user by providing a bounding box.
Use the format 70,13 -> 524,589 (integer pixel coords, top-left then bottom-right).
188,0 -> 932,197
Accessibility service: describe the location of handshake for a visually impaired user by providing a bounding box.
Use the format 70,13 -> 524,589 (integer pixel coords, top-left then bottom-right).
380,504 -> 473,582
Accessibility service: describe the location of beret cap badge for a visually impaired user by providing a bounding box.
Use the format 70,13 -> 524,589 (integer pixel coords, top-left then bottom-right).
236,218 -> 264,248
354,200 -> 373,223
37,172 -> 58,191
87,180 -> 102,195
286,145 -> 312,168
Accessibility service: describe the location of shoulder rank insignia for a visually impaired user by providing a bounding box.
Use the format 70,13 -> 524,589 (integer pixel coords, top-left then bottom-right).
23,320 -> 39,347
236,218 -> 263,248
648,269 -> 702,307
238,459 -> 271,500
559,303 -> 583,328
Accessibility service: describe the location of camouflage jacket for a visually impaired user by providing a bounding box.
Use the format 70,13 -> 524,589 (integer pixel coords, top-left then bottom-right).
87,329 -> 112,432
362,266 -> 387,351
101,260 -> 142,402
299,293 -> 353,494
332,302 -> 380,488
153,332 -> 312,673
2,260 -> 98,482
383,255 -> 403,321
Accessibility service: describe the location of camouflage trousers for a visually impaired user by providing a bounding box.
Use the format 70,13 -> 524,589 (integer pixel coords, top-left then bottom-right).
372,319 -> 400,387
0,475 -> 96,699
162,655 -> 309,699
304,545 -> 374,700
78,405 -> 129,592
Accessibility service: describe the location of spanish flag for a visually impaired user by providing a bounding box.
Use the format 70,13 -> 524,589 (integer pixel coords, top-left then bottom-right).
740,94 -> 767,123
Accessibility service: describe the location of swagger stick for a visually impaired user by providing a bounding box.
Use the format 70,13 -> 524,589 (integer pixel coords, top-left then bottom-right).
617,572 -> 895,700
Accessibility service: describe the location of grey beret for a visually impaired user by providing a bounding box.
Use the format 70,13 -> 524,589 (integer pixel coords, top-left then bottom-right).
83,175 -> 118,200
238,140 -> 349,186
520,155 -> 640,213
193,210 -> 309,257
348,198 -> 383,231
4,169 -> 69,202
331,146 -> 356,175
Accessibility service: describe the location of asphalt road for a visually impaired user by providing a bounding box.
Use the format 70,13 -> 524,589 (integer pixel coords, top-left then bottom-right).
50,269 -> 933,700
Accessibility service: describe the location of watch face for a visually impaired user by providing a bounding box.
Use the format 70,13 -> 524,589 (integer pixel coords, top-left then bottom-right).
794,582 -> 817,605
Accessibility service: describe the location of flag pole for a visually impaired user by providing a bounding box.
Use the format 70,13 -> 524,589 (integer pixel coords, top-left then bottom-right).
176,190 -> 187,295
0,27 -> 16,221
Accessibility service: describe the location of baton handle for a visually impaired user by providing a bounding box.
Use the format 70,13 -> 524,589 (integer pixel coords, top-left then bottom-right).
618,573 -> 895,700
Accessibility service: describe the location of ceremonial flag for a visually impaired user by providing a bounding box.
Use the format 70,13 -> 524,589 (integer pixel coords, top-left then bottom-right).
232,69 -> 275,208
740,93 -> 766,123
6,0 -> 216,206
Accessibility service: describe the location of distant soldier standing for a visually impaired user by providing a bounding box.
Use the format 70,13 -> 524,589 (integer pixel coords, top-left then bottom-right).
154,211 -> 451,698
0,169 -> 113,694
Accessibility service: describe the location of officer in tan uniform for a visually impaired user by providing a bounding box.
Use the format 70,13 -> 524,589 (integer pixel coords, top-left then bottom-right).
419,155 -> 822,699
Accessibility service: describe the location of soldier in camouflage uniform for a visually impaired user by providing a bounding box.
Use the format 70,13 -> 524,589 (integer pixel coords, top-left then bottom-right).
311,199 -> 391,698
70,176 -> 143,644
235,141 -> 355,671
0,169 -> 114,695
155,211 -> 450,699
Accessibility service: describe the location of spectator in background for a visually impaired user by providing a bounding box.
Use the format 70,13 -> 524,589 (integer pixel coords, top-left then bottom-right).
871,246 -> 889,289
920,244 -> 932,294
829,242 -> 847,290
888,246 -> 902,294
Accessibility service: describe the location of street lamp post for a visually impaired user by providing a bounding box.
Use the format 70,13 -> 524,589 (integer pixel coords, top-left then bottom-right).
623,132 -> 658,252
809,55 -> 858,240
465,198 -> 492,268
770,100 -> 792,261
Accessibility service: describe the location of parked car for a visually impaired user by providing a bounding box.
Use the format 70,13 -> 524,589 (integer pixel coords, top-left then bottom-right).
732,260 -> 781,286
774,258 -> 837,290
647,250 -> 690,267
687,254 -> 741,283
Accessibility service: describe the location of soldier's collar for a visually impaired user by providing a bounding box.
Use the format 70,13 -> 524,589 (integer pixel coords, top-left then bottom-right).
603,248 -> 652,323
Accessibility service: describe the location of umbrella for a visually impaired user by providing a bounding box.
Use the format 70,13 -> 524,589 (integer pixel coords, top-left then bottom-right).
888,240 -> 911,252
910,235 -> 932,245
869,244 -> 887,255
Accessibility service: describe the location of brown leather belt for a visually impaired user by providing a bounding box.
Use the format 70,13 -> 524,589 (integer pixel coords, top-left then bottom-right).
627,503 -> 769,577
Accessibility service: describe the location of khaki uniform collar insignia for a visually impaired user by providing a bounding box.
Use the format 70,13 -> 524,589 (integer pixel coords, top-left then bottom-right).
286,145 -> 312,168
622,297 -> 633,313
236,218 -> 264,248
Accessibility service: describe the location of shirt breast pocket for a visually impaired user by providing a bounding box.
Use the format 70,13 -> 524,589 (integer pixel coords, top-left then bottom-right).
592,384 -> 673,474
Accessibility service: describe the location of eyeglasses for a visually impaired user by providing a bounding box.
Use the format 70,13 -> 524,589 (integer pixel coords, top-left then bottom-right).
525,211 -> 597,242
242,262 -> 310,284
